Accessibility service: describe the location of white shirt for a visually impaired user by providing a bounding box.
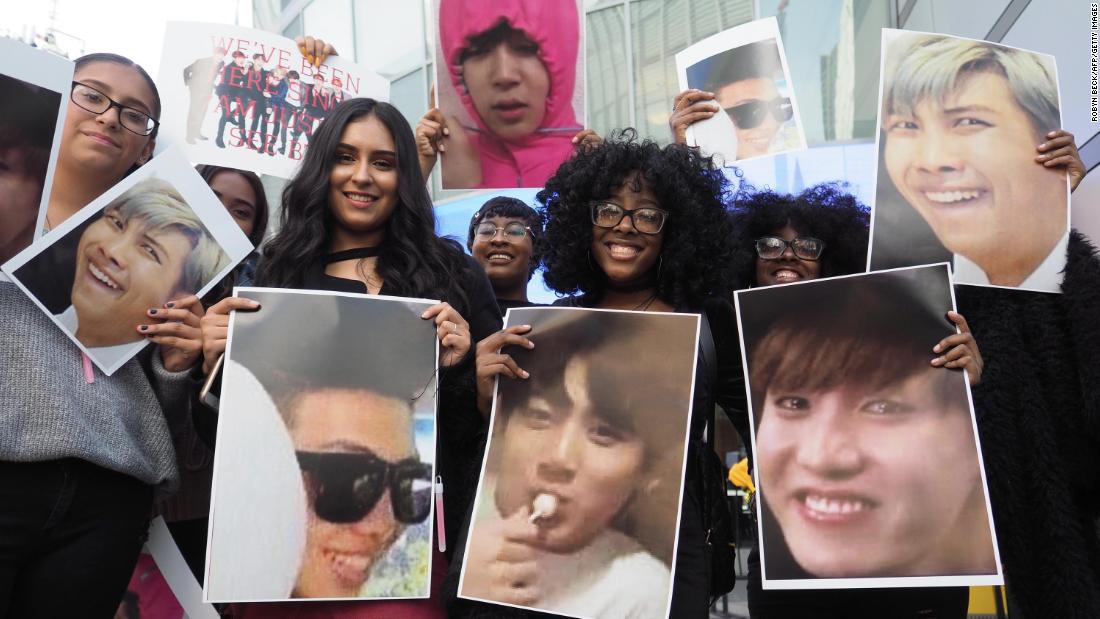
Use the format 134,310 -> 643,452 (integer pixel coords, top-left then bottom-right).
56,305 -> 142,369
535,528 -> 671,619
953,231 -> 1069,293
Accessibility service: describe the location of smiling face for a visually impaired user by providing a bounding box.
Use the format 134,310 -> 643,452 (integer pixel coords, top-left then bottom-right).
209,170 -> 258,239
590,175 -> 665,290
461,25 -> 550,142
883,71 -> 1066,282
495,355 -> 645,553
326,115 -> 399,251
715,77 -> 782,159
757,369 -> 993,577
755,224 -> 823,286
60,62 -> 156,182
289,388 -> 414,598
71,206 -> 191,348
470,215 -> 534,295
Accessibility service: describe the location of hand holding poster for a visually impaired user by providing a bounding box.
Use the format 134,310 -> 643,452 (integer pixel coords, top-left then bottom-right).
0,38 -> 71,268
433,0 -> 585,189
206,289 -> 438,602
869,30 -> 1068,293
156,22 -> 390,178
675,17 -> 807,165
734,264 -> 1002,590
1,149 -> 253,375
459,307 -> 699,619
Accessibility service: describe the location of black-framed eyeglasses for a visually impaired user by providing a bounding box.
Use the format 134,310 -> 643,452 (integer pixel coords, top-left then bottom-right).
474,221 -> 532,240
70,82 -> 159,136
296,451 -> 432,524
591,202 -> 669,235
724,97 -> 793,130
755,236 -> 825,261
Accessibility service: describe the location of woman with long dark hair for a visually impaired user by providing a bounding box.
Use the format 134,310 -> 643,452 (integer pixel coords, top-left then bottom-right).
200,97 -> 499,618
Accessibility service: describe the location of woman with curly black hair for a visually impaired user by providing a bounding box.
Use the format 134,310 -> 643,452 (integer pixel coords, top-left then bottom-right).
465,132 -> 748,618
729,182 -> 870,289
199,98 -> 500,619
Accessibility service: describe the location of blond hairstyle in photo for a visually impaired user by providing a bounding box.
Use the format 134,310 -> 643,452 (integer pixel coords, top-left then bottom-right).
883,34 -> 1059,139
107,177 -> 229,293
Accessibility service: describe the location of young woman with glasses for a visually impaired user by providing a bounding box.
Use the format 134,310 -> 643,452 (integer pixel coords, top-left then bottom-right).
199,97 -> 499,618
466,133 -> 747,618
0,41 -> 331,618
728,183 -> 871,289
465,196 -> 544,312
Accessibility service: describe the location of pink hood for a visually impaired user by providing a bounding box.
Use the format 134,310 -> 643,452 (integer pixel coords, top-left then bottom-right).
439,0 -> 582,188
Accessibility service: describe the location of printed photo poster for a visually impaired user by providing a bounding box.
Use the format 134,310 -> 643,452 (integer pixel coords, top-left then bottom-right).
675,17 -> 807,165
1,148 -> 252,375
459,307 -> 700,619
869,30 -> 1068,293
432,0 -> 586,189
205,288 -> 439,603
156,21 -> 390,179
0,37 -> 72,272
115,517 -> 220,619
734,264 -> 1003,590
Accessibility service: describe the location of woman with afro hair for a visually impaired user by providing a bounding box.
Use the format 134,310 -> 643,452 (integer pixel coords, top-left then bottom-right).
467,131 -> 749,618
729,182 -> 870,289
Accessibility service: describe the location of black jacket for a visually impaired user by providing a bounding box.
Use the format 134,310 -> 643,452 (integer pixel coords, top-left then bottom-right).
956,230 -> 1100,618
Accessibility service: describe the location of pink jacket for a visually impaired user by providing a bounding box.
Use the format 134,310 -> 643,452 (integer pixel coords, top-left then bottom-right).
439,0 -> 583,188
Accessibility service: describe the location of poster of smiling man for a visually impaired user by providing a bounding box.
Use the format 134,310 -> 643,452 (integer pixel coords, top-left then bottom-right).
735,264 -> 1003,590
433,0 -> 585,189
156,22 -> 390,179
206,289 -> 438,603
675,17 -> 807,165
869,30 -> 1068,293
0,38 -> 71,270
459,307 -> 699,619
1,149 -> 253,375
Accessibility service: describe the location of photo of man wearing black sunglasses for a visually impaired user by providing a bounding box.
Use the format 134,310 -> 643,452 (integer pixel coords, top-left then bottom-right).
676,18 -> 806,164
206,289 -> 437,602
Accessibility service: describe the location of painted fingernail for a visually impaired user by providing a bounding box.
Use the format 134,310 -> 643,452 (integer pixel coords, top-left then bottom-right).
521,370 -> 530,378
140,325 -> 149,331
933,344 -> 941,353
148,309 -> 158,315
166,302 -> 175,308
443,127 -> 450,135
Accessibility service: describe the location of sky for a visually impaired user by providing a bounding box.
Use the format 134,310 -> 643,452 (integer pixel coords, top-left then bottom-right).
3,0 -> 252,75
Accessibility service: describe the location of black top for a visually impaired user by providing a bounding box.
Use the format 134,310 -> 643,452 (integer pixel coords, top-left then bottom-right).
495,297 -> 545,317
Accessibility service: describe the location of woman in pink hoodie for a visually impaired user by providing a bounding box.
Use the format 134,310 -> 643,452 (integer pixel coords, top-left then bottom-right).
420,0 -> 591,189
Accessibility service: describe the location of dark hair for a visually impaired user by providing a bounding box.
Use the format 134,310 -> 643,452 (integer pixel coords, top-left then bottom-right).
743,268 -> 964,419
459,20 -> 536,64
466,196 -> 544,278
537,131 -> 737,309
703,39 -> 783,93
195,165 -> 270,247
730,183 -> 870,287
0,74 -> 60,183
256,98 -> 473,306
74,53 -> 161,137
288,70 -> 300,79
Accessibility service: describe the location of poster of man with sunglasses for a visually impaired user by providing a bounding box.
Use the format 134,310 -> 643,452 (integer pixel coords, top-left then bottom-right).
205,289 -> 439,602
675,16 -> 806,165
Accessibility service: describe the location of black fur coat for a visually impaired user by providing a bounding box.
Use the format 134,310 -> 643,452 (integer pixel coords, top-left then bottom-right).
956,230 -> 1100,619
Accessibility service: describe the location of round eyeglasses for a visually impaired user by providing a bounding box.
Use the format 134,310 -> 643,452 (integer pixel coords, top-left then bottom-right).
755,236 -> 825,261
591,202 -> 669,235
474,221 -> 531,240
70,82 -> 159,136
